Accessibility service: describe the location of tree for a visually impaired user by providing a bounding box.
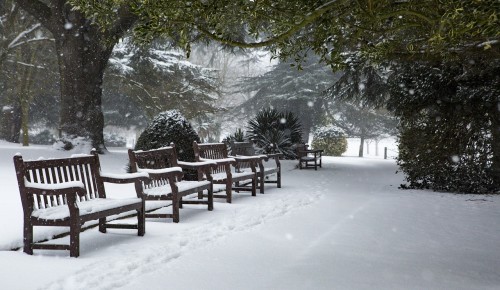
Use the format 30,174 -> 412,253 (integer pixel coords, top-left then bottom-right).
236,56 -> 340,141
388,59 -> 500,193
104,39 -> 221,124
14,0 -> 136,152
70,0 -> 499,67
326,62 -> 397,157
1,0 -> 57,144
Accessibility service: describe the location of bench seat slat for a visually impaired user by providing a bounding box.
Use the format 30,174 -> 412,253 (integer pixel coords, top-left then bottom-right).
31,197 -> 142,221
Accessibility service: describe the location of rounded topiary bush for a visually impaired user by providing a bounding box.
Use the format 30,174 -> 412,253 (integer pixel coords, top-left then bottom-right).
311,125 -> 347,156
135,110 -> 200,161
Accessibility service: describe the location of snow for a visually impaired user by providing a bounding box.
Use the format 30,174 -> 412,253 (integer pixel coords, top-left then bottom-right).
24,179 -> 84,191
0,140 -> 499,290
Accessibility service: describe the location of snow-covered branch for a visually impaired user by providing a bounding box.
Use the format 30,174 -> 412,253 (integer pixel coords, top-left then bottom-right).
7,23 -> 42,49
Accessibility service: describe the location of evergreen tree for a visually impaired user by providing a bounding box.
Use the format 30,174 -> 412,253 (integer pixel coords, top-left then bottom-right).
236,56 -> 340,140
388,59 -> 500,193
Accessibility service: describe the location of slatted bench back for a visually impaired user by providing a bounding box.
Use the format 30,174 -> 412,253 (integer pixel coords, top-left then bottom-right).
230,141 -> 255,171
128,146 -> 179,189
14,153 -> 103,211
193,142 -> 229,174
230,141 -> 254,156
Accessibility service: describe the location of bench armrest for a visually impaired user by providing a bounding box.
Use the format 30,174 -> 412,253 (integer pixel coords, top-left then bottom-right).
137,166 -> 183,180
24,179 -> 87,197
100,171 -> 150,184
200,157 -> 236,166
229,155 -> 261,161
178,160 -> 217,170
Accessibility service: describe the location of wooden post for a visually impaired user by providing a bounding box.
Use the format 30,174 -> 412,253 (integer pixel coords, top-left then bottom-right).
384,147 -> 388,159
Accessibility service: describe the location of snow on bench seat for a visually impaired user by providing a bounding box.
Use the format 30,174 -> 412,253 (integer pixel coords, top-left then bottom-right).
31,198 -> 142,221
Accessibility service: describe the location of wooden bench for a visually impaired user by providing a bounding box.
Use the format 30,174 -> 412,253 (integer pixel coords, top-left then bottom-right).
296,143 -> 323,170
13,149 -> 149,257
193,141 -> 257,203
230,141 -> 281,194
128,144 -> 215,223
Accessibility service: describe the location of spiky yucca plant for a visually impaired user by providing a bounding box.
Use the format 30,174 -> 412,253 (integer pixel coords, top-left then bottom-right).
247,108 -> 302,159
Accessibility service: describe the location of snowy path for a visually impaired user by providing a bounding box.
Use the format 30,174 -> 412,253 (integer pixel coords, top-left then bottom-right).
1,152 -> 499,290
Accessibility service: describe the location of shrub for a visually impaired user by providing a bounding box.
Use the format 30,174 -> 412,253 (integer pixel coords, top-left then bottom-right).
311,125 -> 347,156
135,110 -> 200,161
247,108 -> 302,159
29,129 -> 56,145
104,132 -> 126,147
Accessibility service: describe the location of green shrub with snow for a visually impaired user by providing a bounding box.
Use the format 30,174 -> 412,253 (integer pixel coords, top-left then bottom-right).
135,110 -> 200,161
311,125 -> 347,156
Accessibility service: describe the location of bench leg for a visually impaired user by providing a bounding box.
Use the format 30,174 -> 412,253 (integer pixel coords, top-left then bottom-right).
179,197 -> 183,209
23,218 -> 33,255
173,196 -> 180,223
277,168 -> 282,188
226,182 -> 232,203
259,173 -> 265,194
208,184 -> 214,211
99,217 -> 106,233
137,206 -> 145,236
69,221 -> 81,258
251,175 -> 256,197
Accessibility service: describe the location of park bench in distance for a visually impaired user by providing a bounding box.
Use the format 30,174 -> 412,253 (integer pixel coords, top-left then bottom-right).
13,149 -> 149,257
128,144 -> 215,223
230,141 -> 281,194
193,141 -> 257,203
295,143 -> 323,170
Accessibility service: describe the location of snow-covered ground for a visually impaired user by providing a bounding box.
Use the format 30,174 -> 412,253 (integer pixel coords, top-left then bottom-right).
0,140 -> 499,290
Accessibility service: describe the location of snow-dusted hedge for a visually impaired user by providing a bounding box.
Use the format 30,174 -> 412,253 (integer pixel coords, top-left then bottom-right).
135,110 -> 200,161
311,125 -> 347,156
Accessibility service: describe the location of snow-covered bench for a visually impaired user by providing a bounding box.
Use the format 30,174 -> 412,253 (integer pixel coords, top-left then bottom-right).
128,144 -> 216,223
295,143 -> 323,170
193,141 -> 257,203
230,141 -> 281,194
13,149 -> 149,257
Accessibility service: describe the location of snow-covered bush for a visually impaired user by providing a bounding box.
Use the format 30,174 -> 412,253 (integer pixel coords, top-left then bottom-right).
135,110 -> 200,161
311,125 -> 347,156
247,108 -> 302,159
29,129 -> 56,145
104,132 -> 126,147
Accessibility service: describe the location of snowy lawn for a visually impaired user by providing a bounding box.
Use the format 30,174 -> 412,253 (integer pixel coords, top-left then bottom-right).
0,141 -> 499,290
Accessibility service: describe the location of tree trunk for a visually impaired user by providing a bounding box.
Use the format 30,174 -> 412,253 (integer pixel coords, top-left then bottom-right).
54,31 -> 111,152
0,104 -> 21,142
15,1 -> 136,153
490,103 -> 500,189
359,134 -> 365,157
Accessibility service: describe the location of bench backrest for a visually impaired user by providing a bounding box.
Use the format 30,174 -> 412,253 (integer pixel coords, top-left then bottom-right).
295,143 -> 309,159
13,150 -> 104,212
230,141 -> 255,156
128,146 -> 180,188
193,142 -> 228,174
230,141 -> 256,171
